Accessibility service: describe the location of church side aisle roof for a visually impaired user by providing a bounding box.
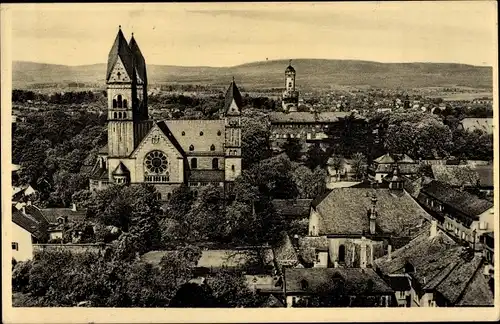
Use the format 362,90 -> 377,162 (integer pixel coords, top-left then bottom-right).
106,28 -> 135,82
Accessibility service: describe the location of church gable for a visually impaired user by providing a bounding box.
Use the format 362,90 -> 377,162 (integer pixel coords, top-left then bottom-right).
130,123 -> 184,160
108,57 -> 132,83
228,99 -> 240,114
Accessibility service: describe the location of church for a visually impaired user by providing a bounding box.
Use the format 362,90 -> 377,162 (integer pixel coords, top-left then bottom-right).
89,27 -> 242,199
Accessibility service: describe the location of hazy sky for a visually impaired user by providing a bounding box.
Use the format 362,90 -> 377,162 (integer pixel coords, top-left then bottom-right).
8,2 -> 498,67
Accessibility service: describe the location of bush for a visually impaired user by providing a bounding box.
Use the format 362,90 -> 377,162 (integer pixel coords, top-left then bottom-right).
12,260 -> 33,293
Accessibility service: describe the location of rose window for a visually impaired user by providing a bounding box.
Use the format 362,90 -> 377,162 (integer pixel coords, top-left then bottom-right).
145,151 -> 168,174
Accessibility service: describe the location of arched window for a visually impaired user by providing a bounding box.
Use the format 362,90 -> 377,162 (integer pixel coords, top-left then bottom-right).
114,112 -> 117,119
217,130 -> 222,136
117,95 -> 123,108
123,112 -> 127,119
191,158 -> 197,169
189,145 -> 194,151
118,112 -> 122,119
123,99 -> 127,108
182,131 -> 186,136
231,165 -> 235,171
210,144 -> 215,151
338,245 -> 346,262
212,158 -> 218,170
200,131 -> 204,136
113,99 -> 117,108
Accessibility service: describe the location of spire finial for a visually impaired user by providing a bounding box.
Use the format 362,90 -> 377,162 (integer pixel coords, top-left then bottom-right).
232,76 -> 235,82
131,32 -> 134,37
119,25 -> 121,30
289,59 -> 292,66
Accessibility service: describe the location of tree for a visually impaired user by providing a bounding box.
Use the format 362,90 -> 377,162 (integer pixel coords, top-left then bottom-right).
351,152 -> 367,181
292,165 -> 327,199
281,137 -> 303,162
329,154 -> 344,181
209,270 -> 266,307
305,143 -> 329,170
241,117 -> 272,169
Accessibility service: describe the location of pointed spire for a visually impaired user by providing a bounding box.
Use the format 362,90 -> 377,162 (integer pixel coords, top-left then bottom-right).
107,27 -> 134,82
232,76 -> 235,82
119,25 -> 121,30
129,33 -> 147,84
223,79 -> 243,114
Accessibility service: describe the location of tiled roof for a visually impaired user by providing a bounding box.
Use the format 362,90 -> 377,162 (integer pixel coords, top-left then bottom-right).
162,119 -> 225,154
420,180 -> 493,218
374,229 -> 492,306
455,267 -> 494,306
374,163 -> 419,175
475,165 -> 493,187
314,188 -> 430,236
188,170 -> 225,182
156,121 -> 187,157
272,233 -> 299,269
284,268 -> 393,295
298,236 -> 329,265
461,118 -> 494,134
374,153 -> 395,164
106,28 -> 135,82
271,199 -> 312,218
285,64 -> 296,73
430,165 -> 480,187
128,35 -> 147,84
25,205 -> 50,225
269,112 -> 360,124
89,164 -> 109,181
40,208 -> 87,224
12,206 -> 44,239
386,276 -> 411,291
223,80 -> 243,115
112,162 -> 129,175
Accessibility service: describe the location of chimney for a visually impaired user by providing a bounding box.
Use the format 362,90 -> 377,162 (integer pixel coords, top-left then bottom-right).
72,203 -> 77,212
387,245 -> 392,261
369,193 -> 377,235
27,200 -> 32,206
430,220 -> 438,238
22,206 -> 26,214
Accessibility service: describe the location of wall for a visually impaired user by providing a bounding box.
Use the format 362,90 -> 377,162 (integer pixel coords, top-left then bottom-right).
313,251 -> 328,268
49,231 -> 63,240
327,237 -> 384,268
188,156 -> 225,170
12,222 -> 34,262
33,244 -> 110,254
224,157 -> 241,182
308,208 -> 320,236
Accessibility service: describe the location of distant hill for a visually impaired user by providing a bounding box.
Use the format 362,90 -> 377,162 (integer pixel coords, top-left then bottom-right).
12,59 -> 493,90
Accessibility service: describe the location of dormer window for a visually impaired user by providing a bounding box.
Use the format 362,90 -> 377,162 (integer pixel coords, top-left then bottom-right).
300,279 -> 309,290
182,131 -> 186,136
210,144 -> 215,151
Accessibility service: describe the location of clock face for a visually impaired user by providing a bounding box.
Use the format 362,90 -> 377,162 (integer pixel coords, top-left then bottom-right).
145,150 -> 168,174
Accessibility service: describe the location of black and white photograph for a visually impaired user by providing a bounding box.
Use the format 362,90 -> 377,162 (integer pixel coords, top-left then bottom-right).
1,1 -> 498,322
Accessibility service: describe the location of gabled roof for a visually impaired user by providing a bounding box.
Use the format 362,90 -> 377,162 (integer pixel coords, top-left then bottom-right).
374,153 -> 395,164
385,276 -> 411,291
12,206 -> 44,239
285,64 -> 296,73
129,35 -> 147,84
430,165 -> 480,187
39,208 -> 87,224
284,268 -> 393,295
112,162 -> 129,176
156,121 -> 187,158
25,205 -> 50,225
313,188 -> 430,236
271,199 -> 312,218
223,80 -> 243,115
261,295 -> 285,308
106,28 -> 135,82
419,180 -> 493,218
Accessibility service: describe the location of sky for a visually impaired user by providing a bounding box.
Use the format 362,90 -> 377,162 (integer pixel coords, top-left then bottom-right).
7,2 -> 498,67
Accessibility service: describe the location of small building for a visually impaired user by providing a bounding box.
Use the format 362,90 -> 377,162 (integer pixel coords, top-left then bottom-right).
416,179 -> 494,244
429,164 -> 493,197
308,173 -> 432,269
12,206 -> 45,262
460,117 -> 494,135
384,275 -> 412,307
282,267 -> 394,307
375,223 -> 493,307
368,153 -> 419,183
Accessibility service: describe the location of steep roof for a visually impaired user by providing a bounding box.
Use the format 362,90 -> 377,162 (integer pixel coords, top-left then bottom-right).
314,188 -> 430,236
112,162 -> 129,175
25,205 -> 50,225
223,80 -> 243,114
285,64 -> 296,73
129,35 -> 147,84
374,153 -> 395,164
106,28 -> 135,82
430,165 -> 480,187
385,276 -> 411,291
420,180 -> 493,218
284,268 -> 393,295
162,119 -> 225,155
271,199 -> 312,218
155,121 -> 187,158
12,206 -> 44,239
39,208 -> 87,224
272,233 -> 299,269
374,229 -> 492,306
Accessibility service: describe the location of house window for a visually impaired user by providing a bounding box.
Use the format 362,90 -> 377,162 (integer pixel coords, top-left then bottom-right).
399,291 -> 405,298
292,297 -> 297,306
300,279 -> 309,290
212,158 -> 219,170
338,244 -> 346,262
210,144 -> 215,151
12,242 -> 18,251
182,131 -> 186,136
167,193 -> 172,199
191,158 -> 198,169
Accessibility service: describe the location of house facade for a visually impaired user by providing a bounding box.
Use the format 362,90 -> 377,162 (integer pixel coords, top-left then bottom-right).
12,206 -> 44,262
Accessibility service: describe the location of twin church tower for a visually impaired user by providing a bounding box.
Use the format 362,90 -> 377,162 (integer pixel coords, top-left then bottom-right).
90,26 -> 297,198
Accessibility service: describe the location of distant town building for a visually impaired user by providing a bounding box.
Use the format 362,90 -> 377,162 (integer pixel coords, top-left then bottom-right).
368,153 -> 420,183
459,117 -> 494,135
281,60 -> 299,112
